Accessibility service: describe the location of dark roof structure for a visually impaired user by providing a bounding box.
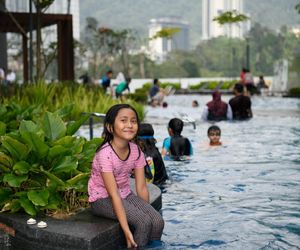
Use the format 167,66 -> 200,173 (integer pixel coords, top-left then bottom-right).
0,12 -> 74,81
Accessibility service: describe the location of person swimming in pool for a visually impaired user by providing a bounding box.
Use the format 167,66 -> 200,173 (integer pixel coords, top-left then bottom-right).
161,118 -> 193,160
137,123 -> 168,186
207,125 -> 222,146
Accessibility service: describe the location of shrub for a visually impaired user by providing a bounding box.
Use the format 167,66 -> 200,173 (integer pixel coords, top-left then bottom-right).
289,87 -> 300,97
127,93 -> 148,104
220,80 -> 236,90
0,104 -> 102,216
1,81 -> 145,121
206,81 -> 219,89
189,82 -> 206,90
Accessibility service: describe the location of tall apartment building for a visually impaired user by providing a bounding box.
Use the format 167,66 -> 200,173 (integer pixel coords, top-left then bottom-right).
202,0 -> 249,39
148,16 -> 189,63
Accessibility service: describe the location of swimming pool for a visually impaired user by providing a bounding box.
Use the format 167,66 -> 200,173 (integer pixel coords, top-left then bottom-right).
144,95 -> 300,249
78,95 -> 300,249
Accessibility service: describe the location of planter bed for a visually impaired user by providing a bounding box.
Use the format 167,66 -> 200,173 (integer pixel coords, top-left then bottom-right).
0,181 -> 162,250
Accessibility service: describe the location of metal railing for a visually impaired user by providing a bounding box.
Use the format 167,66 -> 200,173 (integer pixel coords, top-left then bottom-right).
83,112 -> 106,140
84,112 -> 196,140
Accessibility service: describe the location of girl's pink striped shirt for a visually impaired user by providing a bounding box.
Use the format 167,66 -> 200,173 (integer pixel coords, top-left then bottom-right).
88,142 -> 146,202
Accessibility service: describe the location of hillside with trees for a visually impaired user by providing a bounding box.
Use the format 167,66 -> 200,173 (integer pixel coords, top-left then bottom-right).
80,0 -> 300,47
77,1 -> 300,82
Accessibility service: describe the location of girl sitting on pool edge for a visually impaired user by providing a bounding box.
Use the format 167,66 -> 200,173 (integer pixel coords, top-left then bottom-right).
88,104 -> 164,248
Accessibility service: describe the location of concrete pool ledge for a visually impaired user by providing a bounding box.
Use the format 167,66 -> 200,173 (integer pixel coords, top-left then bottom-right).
0,181 -> 162,250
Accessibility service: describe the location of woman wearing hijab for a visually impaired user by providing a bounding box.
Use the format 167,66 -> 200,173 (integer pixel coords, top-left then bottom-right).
201,90 -> 232,121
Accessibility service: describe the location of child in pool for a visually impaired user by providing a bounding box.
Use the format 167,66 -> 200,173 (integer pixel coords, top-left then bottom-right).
137,123 -> 168,186
161,118 -> 193,160
207,125 -> 222,146
88,104 -> 164,248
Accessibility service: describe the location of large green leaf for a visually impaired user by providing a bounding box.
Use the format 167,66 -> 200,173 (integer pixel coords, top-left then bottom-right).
27,189 -> 49,206
19,120 -> 44,138
52,156 -> 78,173
66,113 -> 90,136
71,137 -> 85,155
47,145 -> 69,160
44,192 -> 61,209
0,106 -> 7,120
0,188 -> 13,204
1,200 -> 21,213
20,196 -> 36,216
0,152 -> 14,168
10,199 -> 22,213
3,173 -> 28,187
53,136 -> 75,147
0,121 -> 6,135
43,112 -> 66,141
66,173 -> 90,186
54,103 -> 74,118
0,164 -> 10,173
40,166 -> 65,186
20,131 -> 49,158
13,161 -> 31,175
1,136 -> 29,160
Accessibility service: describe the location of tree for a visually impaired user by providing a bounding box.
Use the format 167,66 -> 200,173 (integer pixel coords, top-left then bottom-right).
32,0 -> 55,81
295,3 -> 300,14
83,17 -> 138,78
213,10 -> 249,75
213,10 -> 249,25
181,59 -> 200,77
151,27 -> 181,53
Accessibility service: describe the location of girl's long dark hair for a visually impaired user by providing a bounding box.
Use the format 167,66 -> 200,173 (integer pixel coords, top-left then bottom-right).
97,104 -> 140,152
137,123 -> 157,152
138,138 -> 157,153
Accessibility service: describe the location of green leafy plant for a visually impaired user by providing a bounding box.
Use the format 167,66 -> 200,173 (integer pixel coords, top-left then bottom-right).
2,81 -> 145,121
0,105 -> 102,217
205,81 -> 218,90
220,80 -> 237,90
288,87 -> 300,97
189,82 -> 206,90
160,82 -> 181,90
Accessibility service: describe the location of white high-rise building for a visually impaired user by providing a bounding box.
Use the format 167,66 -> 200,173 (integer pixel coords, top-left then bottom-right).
5,0 -> 80,40
148,16 -> 189,63
202,0 -> 249,39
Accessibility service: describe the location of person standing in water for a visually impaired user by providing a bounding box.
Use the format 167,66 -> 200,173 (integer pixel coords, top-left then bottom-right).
162,118 -> 193,160
202,90 -> 232,121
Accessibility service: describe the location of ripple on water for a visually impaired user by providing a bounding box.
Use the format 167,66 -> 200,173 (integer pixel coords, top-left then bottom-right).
80,96 -> 300,250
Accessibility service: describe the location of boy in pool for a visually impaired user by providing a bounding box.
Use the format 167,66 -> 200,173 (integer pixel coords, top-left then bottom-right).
161,118 -> 193,160
207,125 -> 222,146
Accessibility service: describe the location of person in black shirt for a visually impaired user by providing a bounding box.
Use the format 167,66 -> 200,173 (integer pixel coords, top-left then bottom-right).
137,123 -> 168,186
161,118 -> 193,160
229,83 -> 253,120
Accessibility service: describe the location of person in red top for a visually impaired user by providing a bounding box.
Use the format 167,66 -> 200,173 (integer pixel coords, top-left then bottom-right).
240,67 -> 247,84
202,90 -> 232,121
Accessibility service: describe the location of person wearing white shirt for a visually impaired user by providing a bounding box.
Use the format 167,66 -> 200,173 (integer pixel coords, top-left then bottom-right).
6,69 -> 16,84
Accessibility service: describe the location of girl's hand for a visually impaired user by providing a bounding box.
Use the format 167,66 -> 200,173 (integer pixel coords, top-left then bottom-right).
125,230 -> 137,248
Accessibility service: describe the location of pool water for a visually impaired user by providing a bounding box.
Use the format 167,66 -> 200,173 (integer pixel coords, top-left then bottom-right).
144,95 -> 300,250
79,95 -> 300,249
